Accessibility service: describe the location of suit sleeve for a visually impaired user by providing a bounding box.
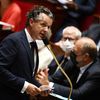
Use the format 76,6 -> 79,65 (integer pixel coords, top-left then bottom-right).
53,65 -> 100,100
0,37 -> 25,92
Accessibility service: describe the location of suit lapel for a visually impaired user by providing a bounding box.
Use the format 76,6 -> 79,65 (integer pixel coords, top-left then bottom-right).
20,30 -> 34,73
20,30 -> 39,76
76,62 -> 94,84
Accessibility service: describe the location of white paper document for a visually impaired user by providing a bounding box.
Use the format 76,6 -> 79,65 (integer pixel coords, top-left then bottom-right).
0,21 -> 14,28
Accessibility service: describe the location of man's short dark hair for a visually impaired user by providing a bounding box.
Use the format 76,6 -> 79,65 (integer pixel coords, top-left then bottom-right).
26,5 -> 54,26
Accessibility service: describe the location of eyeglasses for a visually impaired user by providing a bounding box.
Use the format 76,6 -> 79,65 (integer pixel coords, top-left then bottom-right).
62,37 -> 75,41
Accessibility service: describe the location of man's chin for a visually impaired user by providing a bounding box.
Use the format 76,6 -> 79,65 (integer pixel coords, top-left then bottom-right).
38,36 -> 46,40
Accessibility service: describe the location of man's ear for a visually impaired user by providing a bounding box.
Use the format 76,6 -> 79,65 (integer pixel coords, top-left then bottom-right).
84,53 -> 89,61
85,53 -> 89,57
29,18 -> 34,26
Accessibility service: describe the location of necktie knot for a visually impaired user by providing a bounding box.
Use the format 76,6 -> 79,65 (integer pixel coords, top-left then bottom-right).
30,41 -> 36,48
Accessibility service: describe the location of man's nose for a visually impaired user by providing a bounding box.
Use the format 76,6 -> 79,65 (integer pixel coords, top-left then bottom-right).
44,27 -> 49,32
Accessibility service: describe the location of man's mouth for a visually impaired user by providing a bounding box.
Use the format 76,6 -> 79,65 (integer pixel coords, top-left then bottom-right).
40,33 -> 46,38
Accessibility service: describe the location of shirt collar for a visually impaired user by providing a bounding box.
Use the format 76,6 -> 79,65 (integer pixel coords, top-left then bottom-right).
25,28 -> 33,43
80,61 -> 93,74
97,40 -> 100,52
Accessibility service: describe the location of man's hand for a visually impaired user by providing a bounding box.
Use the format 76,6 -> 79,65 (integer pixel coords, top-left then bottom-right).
66,1 -> 79,10
26,83 -> 41,96
35,68 -> 49,85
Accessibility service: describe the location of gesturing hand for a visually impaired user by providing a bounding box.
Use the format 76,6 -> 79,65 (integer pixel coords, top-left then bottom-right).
26,83 -> 41,96
66,1 -> 79,10
35,68 -> 49,85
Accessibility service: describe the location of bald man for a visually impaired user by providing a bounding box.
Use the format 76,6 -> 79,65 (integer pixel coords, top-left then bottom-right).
36,37 -> 100,100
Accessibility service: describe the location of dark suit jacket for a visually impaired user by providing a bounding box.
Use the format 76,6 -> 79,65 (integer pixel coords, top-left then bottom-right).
0,30 -> 40,100
48,55 -> 67,75
50,58 -> 100,100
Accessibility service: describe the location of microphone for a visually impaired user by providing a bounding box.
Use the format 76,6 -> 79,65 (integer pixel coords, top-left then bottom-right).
43,38 -> 73,100
43,38 -> 49,46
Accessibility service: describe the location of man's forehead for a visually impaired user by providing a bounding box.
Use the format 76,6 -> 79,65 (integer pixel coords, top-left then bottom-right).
63,31 -> 76,36
74,44 -> 82,53
35,13 -> 53,25
63,33 -> 76,39
74,41 -> 83,49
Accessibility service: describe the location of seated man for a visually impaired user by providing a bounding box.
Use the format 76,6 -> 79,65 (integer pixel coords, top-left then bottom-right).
36,37 -> 100,100
48,26 -> 82,75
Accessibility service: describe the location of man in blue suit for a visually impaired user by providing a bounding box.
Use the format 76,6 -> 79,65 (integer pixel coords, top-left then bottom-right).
0,5 -> 54,100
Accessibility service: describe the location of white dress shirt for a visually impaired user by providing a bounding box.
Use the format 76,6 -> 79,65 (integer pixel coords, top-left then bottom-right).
76,62 -> 93,83
21,28 -> 34,93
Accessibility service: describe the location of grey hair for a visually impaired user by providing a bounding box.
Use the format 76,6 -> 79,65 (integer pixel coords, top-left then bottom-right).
63,26 -> 82,39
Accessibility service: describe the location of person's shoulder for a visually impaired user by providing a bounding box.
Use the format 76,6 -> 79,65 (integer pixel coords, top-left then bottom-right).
88,58 -> 100,73
3,30 -> 24,42
95,58 -> 100,65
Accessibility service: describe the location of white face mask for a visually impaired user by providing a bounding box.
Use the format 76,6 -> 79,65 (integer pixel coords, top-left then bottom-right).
60,39 -> 74,52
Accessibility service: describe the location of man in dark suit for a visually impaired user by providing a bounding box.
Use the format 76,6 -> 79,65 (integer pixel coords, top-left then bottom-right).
48,26 -> 82,75
36,37 -> 100,100
53,0 -> 97,42
0,5 -> 54,100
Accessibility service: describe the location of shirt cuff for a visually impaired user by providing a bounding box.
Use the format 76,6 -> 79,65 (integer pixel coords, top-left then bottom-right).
21,81 -> 29,93
49,82 -> 54,89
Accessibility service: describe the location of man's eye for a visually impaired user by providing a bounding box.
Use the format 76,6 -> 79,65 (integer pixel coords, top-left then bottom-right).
41,23 -> 47,27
